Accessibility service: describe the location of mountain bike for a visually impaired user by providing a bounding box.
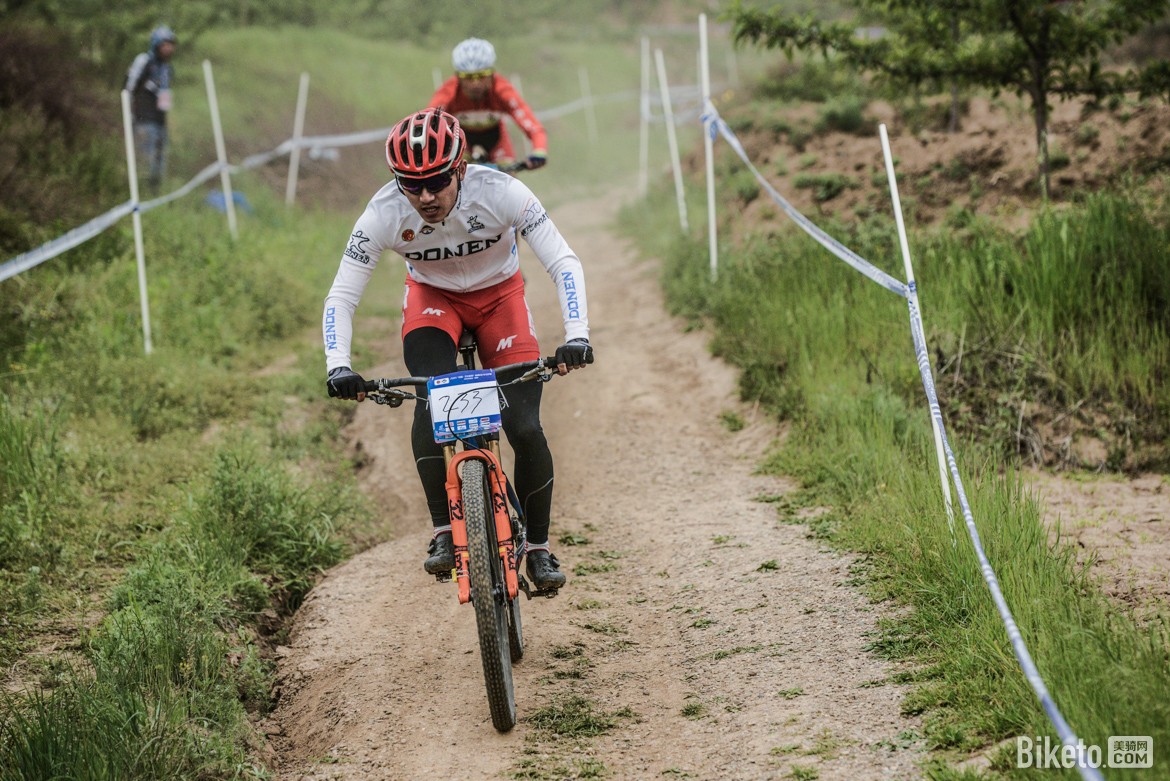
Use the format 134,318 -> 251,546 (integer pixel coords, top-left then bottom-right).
360,331 -> 582,732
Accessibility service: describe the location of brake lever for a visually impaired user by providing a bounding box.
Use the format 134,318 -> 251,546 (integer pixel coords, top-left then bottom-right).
370,389 -> 413,407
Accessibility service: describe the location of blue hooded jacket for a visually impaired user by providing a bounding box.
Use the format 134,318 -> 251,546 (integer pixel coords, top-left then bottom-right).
125,26 -> 176,125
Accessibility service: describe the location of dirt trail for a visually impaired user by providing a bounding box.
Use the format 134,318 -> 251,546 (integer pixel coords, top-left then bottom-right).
268,189 -> 923,780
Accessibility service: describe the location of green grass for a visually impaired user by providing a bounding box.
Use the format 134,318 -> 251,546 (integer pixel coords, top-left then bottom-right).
0,434 -> 358,779
1,138 -> 371,781
527,695 -> 632,738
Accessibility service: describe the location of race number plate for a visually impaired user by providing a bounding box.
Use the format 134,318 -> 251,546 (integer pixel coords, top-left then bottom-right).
427,369 -> 502,443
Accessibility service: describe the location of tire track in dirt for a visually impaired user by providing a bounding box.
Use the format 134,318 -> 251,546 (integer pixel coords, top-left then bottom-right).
268,188 -> 924,780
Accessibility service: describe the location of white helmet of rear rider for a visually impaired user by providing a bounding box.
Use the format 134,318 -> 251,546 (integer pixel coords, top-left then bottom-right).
452,38 -> 496,74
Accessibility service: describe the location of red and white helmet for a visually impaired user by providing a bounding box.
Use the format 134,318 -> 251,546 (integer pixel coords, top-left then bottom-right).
385,109 -> 465,178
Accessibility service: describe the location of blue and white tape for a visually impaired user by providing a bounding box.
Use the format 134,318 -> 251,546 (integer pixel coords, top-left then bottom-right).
702,102 -> 908,298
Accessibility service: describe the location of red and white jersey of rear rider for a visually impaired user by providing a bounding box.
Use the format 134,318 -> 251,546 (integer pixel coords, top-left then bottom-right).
429,73 -> 547,158
322,165 -> 588,372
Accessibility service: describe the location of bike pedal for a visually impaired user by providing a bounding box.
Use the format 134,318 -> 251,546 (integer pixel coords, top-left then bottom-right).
434,571 -> 453,584
517,575 -> 559,599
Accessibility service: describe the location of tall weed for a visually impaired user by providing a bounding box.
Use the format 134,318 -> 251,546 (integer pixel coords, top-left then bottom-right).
925,194 -> 1170,408
0,397 -> 68,570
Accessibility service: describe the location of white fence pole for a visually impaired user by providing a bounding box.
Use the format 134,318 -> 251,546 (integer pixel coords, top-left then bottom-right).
285,72 -> 310,207
120,90 -> 154,356
699,14 -> 718,281
432,67 -> 443,90
639,36 -> 650,197
654,49 -> 689,233
203,60 -> 239,240
880,123 -> 955,530
578,66 -> 599,145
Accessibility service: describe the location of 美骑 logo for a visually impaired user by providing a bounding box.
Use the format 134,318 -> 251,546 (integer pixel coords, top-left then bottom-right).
466,214 -> 485,232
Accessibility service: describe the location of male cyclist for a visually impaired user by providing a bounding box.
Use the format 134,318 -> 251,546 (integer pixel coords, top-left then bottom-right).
322,109 -> 591,592
428,37 -> 548,170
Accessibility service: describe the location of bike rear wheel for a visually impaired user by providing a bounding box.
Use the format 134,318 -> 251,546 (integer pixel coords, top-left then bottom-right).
462,458 -> 516,731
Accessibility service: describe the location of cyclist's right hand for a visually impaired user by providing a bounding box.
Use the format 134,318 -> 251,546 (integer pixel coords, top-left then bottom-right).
327,366 -> 367,400
554,338 -> 593,374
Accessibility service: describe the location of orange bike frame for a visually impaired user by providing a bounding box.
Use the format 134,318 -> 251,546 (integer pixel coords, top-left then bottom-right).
444,444 -> 520,605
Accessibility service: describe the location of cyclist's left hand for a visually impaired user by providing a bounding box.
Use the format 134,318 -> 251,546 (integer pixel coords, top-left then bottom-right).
327,366 -> 367,400
527,152 -> 547,170
554,338 -> 592,374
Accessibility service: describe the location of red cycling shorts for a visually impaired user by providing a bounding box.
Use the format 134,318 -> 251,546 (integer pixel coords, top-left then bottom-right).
401,270 -> 539,368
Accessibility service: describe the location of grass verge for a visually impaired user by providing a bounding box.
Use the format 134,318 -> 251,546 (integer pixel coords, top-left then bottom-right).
0,181 -> 371,777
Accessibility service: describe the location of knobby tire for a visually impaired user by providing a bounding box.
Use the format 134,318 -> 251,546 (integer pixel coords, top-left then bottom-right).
462,458 -> 517,731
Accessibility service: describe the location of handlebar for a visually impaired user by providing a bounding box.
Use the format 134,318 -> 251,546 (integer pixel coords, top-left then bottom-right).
359,353 -> 592,398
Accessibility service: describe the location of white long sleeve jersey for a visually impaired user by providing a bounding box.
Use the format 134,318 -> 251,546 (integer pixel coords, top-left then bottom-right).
323,165 -> 589,371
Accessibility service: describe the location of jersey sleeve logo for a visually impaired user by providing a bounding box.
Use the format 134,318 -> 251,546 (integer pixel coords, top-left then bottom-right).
520,210 -> 549,238
345,230 -> 372,264
519,197 -> 548,237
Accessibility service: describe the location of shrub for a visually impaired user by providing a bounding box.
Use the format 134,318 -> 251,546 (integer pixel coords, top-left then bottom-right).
793,173 -> 859,202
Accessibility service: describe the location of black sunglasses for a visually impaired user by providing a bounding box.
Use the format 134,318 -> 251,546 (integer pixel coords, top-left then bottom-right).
397,172 -> 454,195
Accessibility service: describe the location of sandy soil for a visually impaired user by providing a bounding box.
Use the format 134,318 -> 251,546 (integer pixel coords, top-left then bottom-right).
266,190 -> 925,780
1028,470 -> 1170,624
730,94 -> 1170,232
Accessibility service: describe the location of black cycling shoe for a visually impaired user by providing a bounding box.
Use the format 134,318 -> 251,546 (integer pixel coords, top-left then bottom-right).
424,532 -> 455,575
525,549 -> 566,591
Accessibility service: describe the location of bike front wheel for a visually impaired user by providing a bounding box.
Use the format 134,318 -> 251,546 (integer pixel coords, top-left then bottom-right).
462,458 -> 516,731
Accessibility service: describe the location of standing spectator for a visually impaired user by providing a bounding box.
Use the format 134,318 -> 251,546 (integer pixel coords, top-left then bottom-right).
428,37 -> 548,169
124,25 -> 177,193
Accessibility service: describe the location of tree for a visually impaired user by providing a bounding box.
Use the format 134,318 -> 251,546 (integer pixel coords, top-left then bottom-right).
729,0 -> 1170,198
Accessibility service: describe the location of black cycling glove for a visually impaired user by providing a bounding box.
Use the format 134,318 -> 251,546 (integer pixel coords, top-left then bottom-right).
554,338 -> 593,371
327,366 -> 366,399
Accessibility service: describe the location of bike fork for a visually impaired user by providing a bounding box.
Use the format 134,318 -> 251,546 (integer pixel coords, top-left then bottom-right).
444,443 -> 520,604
